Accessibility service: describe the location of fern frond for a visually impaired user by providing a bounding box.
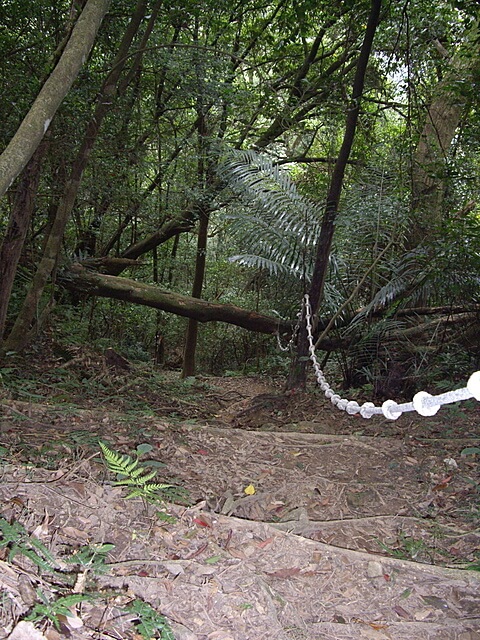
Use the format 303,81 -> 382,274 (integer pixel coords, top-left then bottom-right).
218,148 -> 322,280
0,518 -> 25,546
99,441 -> 139,476
229,254 -> 304,277
99,441 -> 180,506
118,470 -> 159,486
0,518 -> 59,572
125,483 -> 172,501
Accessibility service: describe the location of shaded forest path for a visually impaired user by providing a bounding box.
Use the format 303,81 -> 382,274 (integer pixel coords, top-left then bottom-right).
0,357 -> 479,639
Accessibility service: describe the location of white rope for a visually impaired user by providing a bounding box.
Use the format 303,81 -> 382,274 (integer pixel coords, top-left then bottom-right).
276,311 -> 302,352
303,294 -> 480,421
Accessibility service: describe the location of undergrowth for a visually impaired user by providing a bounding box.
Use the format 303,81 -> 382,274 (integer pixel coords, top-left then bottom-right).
0,510 -> 176,638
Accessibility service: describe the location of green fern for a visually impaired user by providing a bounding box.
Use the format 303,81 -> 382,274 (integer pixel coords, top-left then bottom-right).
99,442 -> 175,504
0,517 -> 59,573
126,598 -> 175,639
218,149 -> 322,280
26,591 -> 94,630
65,542 -> 115,574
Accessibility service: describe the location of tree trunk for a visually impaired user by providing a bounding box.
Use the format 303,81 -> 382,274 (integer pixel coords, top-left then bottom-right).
409,25 -> 479,247
0,0 -> 111,198
287,0 -> 383,390
182,56 -> 210,379
59,266 -> 292,335
182,208 -> 209,377
104,210 -> 198,274
0,141 -> 48,343
2,0 -> 148,353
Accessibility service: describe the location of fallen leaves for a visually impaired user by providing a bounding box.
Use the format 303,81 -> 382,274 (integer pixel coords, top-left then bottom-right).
265,567 -> 301,579
432,474 -> 453,491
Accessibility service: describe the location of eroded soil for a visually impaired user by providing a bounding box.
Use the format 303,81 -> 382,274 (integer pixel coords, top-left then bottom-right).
0,351 -> 479,639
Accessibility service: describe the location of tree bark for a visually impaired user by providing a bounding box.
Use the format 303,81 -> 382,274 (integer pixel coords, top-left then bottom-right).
0,0 -> 111,197
182,59 -> 210,378
409,25 -> 479,246
104,210 -> 198,275
287,0 -> 383,390
181,208 -> 209,377
3,0 -> 148,353
59,266 -> 292,335
0,141 -> 48,341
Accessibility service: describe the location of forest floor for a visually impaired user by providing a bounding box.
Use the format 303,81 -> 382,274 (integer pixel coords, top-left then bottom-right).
0,347 -> 479,640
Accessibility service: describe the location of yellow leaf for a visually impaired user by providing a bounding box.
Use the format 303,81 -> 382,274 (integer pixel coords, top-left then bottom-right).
244,484 -> 256,495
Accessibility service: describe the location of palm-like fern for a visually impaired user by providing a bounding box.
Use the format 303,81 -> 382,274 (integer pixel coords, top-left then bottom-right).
219,147 -> 480,391
219,147 -> 479,323
218,149 -> 323,280
355,237 -> 480,319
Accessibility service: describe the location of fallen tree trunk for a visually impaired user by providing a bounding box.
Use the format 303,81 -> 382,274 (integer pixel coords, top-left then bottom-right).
60,266 -> 479,352
60,266 -> 292,335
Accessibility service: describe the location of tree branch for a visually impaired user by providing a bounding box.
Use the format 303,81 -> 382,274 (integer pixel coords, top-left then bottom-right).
0,0 -> 111,197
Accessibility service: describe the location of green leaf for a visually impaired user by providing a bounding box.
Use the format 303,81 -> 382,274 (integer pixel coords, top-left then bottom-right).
136,443 -> 154,455
100,442 -> 182,506
126,599 -> 175,639
461,447 -> 480,456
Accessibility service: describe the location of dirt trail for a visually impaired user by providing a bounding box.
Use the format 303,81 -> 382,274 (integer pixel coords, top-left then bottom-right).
0,372 -> 479,639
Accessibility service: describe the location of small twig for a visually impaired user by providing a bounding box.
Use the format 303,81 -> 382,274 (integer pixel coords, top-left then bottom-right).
105,558 -> 186,568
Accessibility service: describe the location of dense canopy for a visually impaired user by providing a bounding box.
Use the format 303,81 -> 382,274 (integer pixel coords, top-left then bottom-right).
1,0 -> 479,388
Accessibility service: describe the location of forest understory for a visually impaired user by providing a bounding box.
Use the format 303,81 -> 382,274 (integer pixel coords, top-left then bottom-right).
0,346 -> 478,640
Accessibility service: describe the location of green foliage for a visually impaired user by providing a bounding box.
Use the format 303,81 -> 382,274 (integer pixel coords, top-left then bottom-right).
126,598 -> 175,640
25,591 -> 93,630
0,444 -> 8,464
461,446 -> 480,457
65,542 -> 115,574
362,235 -> 480,314
376,527 -> 479,568
376,532 -> 433,563
0,517 -> 58,574
1,0 -> 480,387
99,441 -> 182,504
465,552 -> 480,572
219,149 -> 322,281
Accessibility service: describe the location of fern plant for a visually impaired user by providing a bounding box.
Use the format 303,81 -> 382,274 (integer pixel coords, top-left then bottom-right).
99,441 -> 178,504
218,150 -> 407,317
126,598 -> 175,640
218,148 -> 323,281
25,591 -> 94,630
0,517 -> 59,574
219,147 -> 479,390
65,542 -> 115,574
